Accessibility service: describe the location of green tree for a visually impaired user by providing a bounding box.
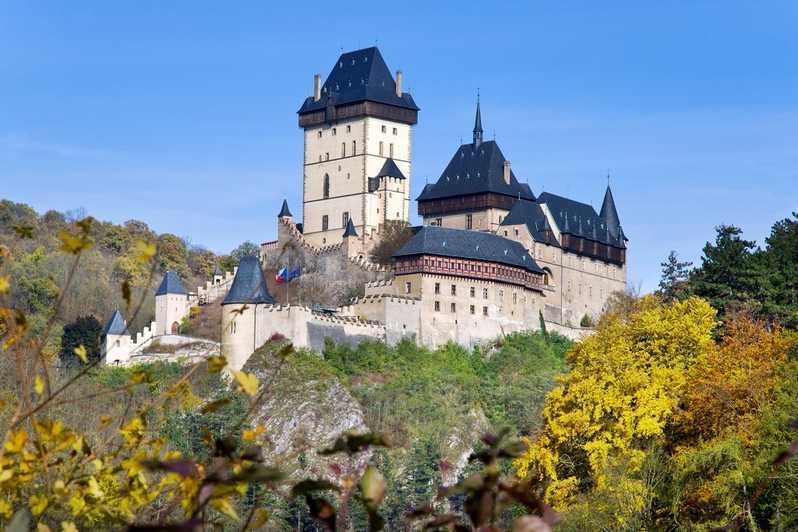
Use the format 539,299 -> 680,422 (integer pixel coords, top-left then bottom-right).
229,241 -> 260,266
758,213 -> 798,328
657,250 -> 692,302
688,225 -> 759,317
157,233 -> 190,278
59,315 -> 102,366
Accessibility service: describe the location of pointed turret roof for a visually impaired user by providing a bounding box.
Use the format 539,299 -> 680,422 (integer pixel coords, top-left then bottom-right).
278,199 -> 292,218
156,271 -> 187,296
599,185 -> 621,237
374,158 -> 406,180
342,218 -> 358,238
222,256 -> 275,305
213,263 -> 223,277
473,98 -> 483,147
103,309 -> 127,336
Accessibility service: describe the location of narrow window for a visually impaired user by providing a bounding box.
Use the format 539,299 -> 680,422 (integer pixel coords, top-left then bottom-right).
389,143 -> 394,158
450,302 -> 456,313
325,152 -> 330,161
434,301 -> 440,312
466,214 -> 473,230
392,127 -> 397,135
470,287 -> 475,297
451,284 -> 456,296
405,281 -> 411,294
470,305 -> 475,315
342,211 -> 349,227
434,282 -> 440,295
352,140 -> 356,155
332,127 -> 337,136
513,292 -> 517,304
482,306 -> 488,317
379,141 -> 384,156
381,125 -> 386,133
317,131 -> 322,138
323,174 -> 330,198
346,125 -> 351,133
341,142 -> 346,157
435,217 -> 442,226
483,288 -> 488,299
322,215 -> 329,231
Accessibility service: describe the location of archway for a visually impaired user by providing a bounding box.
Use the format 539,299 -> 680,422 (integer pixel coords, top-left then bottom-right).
171,321 -> 179,334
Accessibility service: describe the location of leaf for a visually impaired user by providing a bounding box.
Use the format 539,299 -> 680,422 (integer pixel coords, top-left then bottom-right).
235,464 -> 285,483
0,275 -> 9,295
73,344 -> 88,364
37,524 -> 53,532
58,230 -> 92,254
242,424 -> 265,442
210,497 -> 239,521
232,370 -> 259,397
319,431 -> 389,456
29,494 -> 48,516
132,239 -> 157,264
359,466 -> 387,509
291,479 -> 340,498
12,224 -> 35,239
34,375 -> 45,395
201,398 -> 231,413
4,430 -> 27,453
61,522 -> 78,532
206,355 -> 227,373
247,508 -> 270,529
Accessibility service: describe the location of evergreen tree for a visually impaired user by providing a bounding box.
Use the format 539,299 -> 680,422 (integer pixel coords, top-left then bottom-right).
688,225 -> 759,317
657,250 -> 693,302
59,315 -> 102,366
758,213 -> 798,328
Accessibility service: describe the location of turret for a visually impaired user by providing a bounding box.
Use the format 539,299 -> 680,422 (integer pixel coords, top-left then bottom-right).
155,271 -> 189,336
278,199 -> 293,221
212,264 -> 224,285
473,97 -> 483,149
102,309 -> 131,364
599,185 -> 621,238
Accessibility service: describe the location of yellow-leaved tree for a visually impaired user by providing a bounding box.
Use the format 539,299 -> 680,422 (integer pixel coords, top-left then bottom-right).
514,296 -> 717,522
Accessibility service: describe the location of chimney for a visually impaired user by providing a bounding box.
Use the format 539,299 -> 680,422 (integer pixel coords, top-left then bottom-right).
313,74 -> 321,102
395,70 -> 403,97
503,160 -> 511,185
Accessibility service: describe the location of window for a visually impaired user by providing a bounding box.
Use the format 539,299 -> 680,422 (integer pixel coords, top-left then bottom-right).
332,127 -> 337,136
346,125 -> 351,133
318,155 -> 322,162
483,288 -> 489,299
352,140 -> 356,155
342,211 -> 349,227
321,215 -> 328,231
341,142 -> 346,157
450,303 -> 456,313
381,125 -> 386,133
504,230 -> 508,236
379,141 -> 384,156
435,218 -> 442,226
323,174 -> 330,198
483,306 -> 488,317
499,289 -> 504,299
466,214 -> 473,230
451,284 -> 457,296
389,143 -> 394,158
392,127 -> 397,135
405,282 -> 411,294
317,131 -> 322,138
515,229 -> 519,236
513,292 -> 517,304
470,305 -> 475,315
325,152 -> 329,161
434,301 -> 440,312
470,287 -> 475,297
434,282 -> 440,295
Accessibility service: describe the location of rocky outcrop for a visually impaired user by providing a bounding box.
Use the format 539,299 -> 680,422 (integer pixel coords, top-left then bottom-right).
439,408 -> 490,487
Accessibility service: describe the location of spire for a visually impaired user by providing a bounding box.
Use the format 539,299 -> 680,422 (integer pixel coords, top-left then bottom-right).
473,93 -> 483,148
223,256 -> 275,305
212,263 -> 223,277
102,309 -> 127,336
156,271 -> 187,296
278,199 -> 293,218
342,218 -> 358,238
599,185 -> 621,238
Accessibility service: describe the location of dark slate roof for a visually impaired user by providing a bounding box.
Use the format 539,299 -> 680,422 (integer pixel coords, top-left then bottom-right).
599,186 -> 621,238
213,264 -> 223,277
156,271 -> 187,296
342,218 -> 358,237
102,309 -> 127,336
537,192 -> 625,248
298,47 -> 418,114
223,256 -> 276,305
278,199 -> 292,218
501,201 -> 560,247
393,226 -> 543,274
416,141 -> 535,202
375,158 -> 406,179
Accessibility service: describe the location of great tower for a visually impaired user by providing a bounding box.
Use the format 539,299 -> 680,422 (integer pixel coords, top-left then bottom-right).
297,47 -> 418,247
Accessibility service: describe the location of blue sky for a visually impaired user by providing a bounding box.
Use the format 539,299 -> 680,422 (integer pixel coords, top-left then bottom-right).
2,1 -> 796,292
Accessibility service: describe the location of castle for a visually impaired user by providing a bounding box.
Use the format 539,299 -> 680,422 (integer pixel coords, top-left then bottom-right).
102,46 -> 628,370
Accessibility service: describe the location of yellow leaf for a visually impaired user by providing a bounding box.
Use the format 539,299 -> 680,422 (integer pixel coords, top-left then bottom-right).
38,524 -> 53,532
233,371 -> 259,397
61,522 -> 78,532
0,275 -> 9,294
133,240 -> 157,264
73,345 -> 88,364
4,430 -> 27,453
29,493 -> 48,516
210,497 -> 239,520
247,508 -> 270,529
207,355 -> 227,373
58,230 -> 92,254
34,375 -> 45,395
243,425 -> 266,442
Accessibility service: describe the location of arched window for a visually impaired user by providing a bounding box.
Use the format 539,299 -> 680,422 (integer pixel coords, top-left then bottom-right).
352,140 -> 357,155
543,267 -> 553,286
323,174 -> 330,198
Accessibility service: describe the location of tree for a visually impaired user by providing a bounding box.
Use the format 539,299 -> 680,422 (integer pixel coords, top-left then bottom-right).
758,213 -> 798,328
688,225 -> 760,317
370,221 -> 414,265
230,241 -> 260,266
59,315 -> 103,366
657,250 -> 692,302
157,233 -> 190,279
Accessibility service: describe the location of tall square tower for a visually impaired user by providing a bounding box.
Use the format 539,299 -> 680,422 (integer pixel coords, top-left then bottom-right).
297,47 -> 419,247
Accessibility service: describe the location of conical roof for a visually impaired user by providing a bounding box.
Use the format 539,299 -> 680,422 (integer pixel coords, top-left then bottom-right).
278,199 -> 292,218
156,271 -> 187,296
473,99 -> 483,145
599,185 -> 621,237
213,263 -> 223,277
222,256 -> 275,305
103,309 -> 127,336
342,218 -> 358,238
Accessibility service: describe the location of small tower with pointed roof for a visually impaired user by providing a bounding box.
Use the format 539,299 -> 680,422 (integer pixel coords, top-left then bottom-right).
102,309 -> 132,364
155,270 -> 190,336
473,95 -> 483,149
212,263 -> 224,285
341,217 -> 363,259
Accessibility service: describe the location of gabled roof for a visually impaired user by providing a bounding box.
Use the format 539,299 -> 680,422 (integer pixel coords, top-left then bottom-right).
342,218 -> 358,238
222,256 -> 276,305
599,185 -> 621,238
298,47 -> 418,115
393,225 -> 543,274
537,192 -> 625,248
416,141 -> 534,202
156,271 -> 187,296
501,201 -> 560,247
278,199 -> 292,218
102,309 -> 127,336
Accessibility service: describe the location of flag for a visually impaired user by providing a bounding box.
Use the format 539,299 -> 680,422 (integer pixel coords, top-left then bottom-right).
276,266 -> 301,284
